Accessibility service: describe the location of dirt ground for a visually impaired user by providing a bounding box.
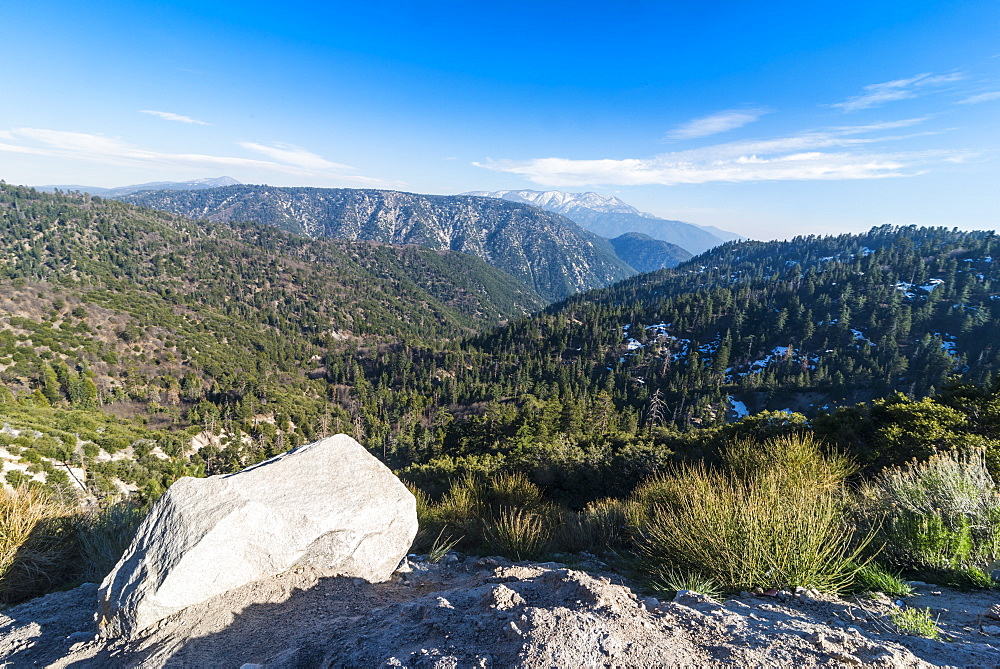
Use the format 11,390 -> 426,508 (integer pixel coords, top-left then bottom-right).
2,554 -> 1000,667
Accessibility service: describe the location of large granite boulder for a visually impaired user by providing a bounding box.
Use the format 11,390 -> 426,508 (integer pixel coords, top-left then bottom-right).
97,434 -> 417,638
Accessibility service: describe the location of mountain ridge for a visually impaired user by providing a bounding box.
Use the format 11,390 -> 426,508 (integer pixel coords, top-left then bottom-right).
118,185 -> 638,302
36,176 -> 241,198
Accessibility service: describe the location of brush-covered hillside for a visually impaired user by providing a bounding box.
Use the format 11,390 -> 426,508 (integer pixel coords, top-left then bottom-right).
0,183 -> 545,498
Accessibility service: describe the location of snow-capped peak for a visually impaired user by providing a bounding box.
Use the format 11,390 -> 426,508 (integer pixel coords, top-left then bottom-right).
464,189 -> 656,218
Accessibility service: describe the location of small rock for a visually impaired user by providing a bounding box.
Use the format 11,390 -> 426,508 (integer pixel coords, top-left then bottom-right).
986,603 -> 1000,621
829,651 -> 862,665
725,600 -> 752,614
982,625 -> 1000,636
504,621 -> 523,640
673,590 -> 718,605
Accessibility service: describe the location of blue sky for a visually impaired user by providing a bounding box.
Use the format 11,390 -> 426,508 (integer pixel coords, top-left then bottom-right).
1,1 -> 997,239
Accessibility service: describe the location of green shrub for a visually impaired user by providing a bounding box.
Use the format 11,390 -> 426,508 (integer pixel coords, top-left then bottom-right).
413,472 -> 562,558
958,566 -> 994,589
859,449 -> 1000,572
889,606 -> 940,639
635,434 -> 867,593
649,567 -> 721,600
77,502 -> 145,582
854,563 -> 914,597
550,497 -> 633,553
480,472 -> 544,515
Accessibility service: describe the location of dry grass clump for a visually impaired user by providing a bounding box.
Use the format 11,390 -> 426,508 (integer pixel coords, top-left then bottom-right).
634,434 -> 867,593
0,484 -> 147,604
0,485 -> 80,603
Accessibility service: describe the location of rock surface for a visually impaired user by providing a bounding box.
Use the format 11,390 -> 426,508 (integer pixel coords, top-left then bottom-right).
96,434 -> 417,638
5,557 -> 1000,668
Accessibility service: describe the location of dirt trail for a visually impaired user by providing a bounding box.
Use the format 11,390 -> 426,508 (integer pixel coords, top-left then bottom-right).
2,555 -> 999,667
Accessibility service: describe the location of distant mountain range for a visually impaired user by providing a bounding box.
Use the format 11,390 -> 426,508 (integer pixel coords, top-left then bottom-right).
36,176 -> 241,198
32,179 -> 716,300
464,189 -> 742,255
117,185 -> 637,302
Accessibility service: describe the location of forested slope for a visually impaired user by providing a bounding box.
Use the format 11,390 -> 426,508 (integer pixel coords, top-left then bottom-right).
3,191 -> 999,510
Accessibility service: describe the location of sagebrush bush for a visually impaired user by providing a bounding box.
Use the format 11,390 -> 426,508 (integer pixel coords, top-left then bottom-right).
859,449 -> 1000,573
635,434 -> 867,593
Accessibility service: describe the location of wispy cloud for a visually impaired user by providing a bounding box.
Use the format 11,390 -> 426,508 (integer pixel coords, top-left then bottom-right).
238,142 -> 353,170
0,128 -> 386,185
666,108 -> 770,140
140,110 -> 209,125
831,72 -> 963,112
958,91 -> 1000,105
475,119 -> 968,187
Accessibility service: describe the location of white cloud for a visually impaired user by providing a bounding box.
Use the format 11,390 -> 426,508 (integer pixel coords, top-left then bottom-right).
238,142 -> 353,170
958,91 -> 1000,105
475,120 -> 967,187
140,110 -> 209,125
0,128 -> 385,185
831,72 -> 963,112
666,108 -> 770,140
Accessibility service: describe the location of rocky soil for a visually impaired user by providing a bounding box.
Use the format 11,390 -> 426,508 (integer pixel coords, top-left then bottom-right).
3,554 -> 1000,667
